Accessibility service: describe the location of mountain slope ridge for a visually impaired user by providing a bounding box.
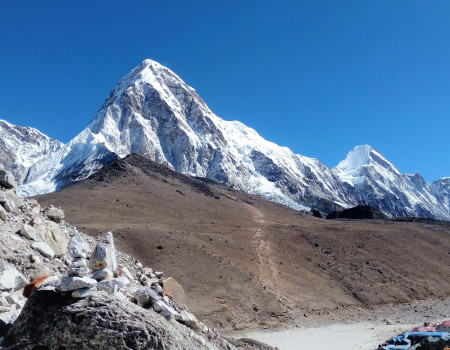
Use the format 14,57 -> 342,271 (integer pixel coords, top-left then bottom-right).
0,59 -> 448,219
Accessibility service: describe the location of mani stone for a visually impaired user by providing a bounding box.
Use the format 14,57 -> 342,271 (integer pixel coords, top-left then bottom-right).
31,241 -> 55,259
44,205 -> 65,223
0,170 -> 16,189
57,276 -> 97,292
90,232 -> 117,272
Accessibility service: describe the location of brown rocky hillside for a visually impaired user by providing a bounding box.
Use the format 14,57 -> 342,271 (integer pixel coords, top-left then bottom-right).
36,154 -> 450,331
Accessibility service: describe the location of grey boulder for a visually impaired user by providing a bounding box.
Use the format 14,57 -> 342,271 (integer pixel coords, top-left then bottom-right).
133,286 -> 160,307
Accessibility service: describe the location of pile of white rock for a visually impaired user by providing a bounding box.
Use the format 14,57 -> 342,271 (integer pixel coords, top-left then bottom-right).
49,231 -> 206,333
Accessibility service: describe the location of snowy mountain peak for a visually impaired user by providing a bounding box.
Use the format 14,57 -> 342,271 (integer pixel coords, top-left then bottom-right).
333,145 -> 400,187
1,59 -> 449,220
0,120 -> 63,185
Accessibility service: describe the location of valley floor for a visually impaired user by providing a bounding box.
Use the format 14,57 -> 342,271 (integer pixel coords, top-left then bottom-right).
229,297 -> 450,350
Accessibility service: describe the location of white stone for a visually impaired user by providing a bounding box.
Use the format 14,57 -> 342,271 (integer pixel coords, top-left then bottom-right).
31,241 -> 55,259
57,276 -> 97,292
0,262 -> 28,292
153,300 -> 164,312
0,304 -> 19,325
19,224 -> 37,240
121,266 -> 134,281
68,233 -> 89,258
5,292 -> 25,309
179,310 -> 200,330
114,291 -> 128,301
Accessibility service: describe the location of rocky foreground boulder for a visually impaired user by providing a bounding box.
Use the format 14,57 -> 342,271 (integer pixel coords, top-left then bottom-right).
3,290 -> 231,350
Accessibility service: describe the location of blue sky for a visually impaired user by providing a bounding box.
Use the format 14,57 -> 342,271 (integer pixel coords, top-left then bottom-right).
0,1 -> 449,181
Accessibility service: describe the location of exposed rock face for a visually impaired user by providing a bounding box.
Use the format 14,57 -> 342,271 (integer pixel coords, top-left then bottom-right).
0,170 -> 16,190
326,205 -> 388,220
3,290 -> 233,350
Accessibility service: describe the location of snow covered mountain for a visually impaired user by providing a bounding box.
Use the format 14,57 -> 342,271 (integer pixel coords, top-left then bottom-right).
16,59 -> 357,212
1,59 -> 448,219
0,120 -> 63,185
333,145 -> 449,220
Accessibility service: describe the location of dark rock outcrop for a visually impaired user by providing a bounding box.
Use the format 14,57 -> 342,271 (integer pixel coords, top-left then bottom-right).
3,289 -> 231,350
309,208 -> 325,218
326,205 -> 388,220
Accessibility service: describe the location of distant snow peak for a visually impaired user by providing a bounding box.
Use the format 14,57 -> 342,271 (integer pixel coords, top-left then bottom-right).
333,145 -> 449,220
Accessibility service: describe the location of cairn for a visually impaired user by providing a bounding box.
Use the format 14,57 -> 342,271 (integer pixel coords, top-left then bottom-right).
57,232 -> 96,298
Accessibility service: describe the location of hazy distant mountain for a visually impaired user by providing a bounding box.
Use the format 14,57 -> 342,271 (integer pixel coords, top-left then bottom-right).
0,59 -> 448,219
